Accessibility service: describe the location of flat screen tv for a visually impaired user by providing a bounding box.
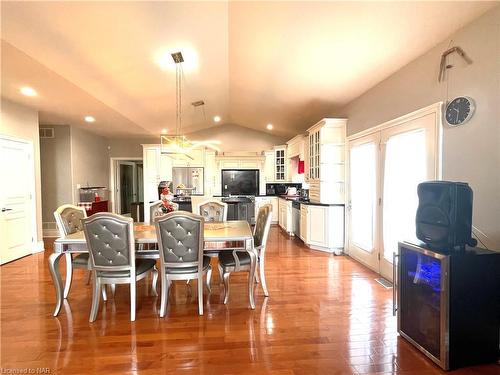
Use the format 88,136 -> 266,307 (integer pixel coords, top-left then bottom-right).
221,169 -> 259,196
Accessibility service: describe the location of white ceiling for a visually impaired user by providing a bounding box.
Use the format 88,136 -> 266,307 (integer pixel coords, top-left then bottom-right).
1,1 -> 496,138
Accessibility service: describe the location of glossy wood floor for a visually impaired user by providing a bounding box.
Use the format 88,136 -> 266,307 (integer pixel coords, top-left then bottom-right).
1,227 -> 498,374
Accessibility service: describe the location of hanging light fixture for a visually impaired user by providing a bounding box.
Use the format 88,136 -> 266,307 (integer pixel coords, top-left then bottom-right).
161,51 -> 194,160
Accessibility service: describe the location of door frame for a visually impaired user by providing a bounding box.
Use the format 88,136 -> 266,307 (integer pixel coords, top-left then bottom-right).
109,157 -> 142,213
0,134 -> 39,259
345,102 -> 443,277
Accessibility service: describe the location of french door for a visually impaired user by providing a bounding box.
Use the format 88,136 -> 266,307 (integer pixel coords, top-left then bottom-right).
348,111 -> 439,280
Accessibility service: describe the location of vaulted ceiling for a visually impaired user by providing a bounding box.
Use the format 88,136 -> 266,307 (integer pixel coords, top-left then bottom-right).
1,1 -> 495,138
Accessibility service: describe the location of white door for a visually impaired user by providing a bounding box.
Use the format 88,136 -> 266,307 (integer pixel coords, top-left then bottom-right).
0,138 -> 35,264
347,110 -> 439,280
379,114 -> 437,280
347,133 -> 381,271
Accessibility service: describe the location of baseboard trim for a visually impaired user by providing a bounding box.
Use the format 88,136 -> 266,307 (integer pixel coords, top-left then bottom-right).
33,241 -> 45,253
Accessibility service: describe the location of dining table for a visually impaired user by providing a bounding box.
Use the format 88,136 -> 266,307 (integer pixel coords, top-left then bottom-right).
48,220 -> 256,316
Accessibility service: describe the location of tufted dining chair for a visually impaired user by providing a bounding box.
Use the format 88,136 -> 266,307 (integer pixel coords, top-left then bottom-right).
83,213 -> 158,322
154,212 -> 211,317
197,200 -> 227,222
150,200 -> 179,223
218,204 -> 272,304
54,204 -> 91,298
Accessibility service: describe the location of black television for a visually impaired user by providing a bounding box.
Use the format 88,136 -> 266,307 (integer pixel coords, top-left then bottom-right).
221,169 -> 259,196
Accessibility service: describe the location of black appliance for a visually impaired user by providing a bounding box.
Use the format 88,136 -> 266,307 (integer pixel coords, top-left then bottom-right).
265,183 -> 302,196
396,241 -> 500,370
300,188 -> 309,202
416,181 -> 476,250
222,169 -> 259,196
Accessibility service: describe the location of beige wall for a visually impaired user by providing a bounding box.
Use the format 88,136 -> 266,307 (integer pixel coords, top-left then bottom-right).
70,126 -> 110,200
0,98 -> 44,247
189,124 -> 286,151
108,136 -> 156,158
339,6 -> 500,248
39,125 -> 72,222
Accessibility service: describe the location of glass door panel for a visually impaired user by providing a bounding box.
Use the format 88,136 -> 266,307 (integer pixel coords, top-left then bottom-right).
347,132 -> 380,271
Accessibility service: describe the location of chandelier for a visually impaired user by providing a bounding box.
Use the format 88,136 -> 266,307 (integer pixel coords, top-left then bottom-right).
161,51 -> 194,160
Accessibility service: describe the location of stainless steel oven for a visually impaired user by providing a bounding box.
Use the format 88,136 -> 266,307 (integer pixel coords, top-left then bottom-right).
292,200 -> 301,237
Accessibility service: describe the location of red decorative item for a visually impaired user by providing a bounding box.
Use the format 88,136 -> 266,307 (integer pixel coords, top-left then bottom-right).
298,160 -> 305,174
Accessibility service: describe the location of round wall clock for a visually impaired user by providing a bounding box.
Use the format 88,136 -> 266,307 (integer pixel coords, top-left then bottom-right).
445,96 -> 475,126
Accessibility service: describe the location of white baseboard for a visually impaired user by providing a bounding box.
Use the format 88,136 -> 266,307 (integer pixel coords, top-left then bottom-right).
33,240 -> 45,253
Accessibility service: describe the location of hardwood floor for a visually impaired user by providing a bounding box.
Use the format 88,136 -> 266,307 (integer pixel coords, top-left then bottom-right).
1,226 -> 498,374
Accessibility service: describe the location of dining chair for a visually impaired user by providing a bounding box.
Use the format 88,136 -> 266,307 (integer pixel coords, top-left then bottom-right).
83,213 -> 158,322
218,204 -> 272,304
150,200 -> 179,222
154,211 -> 211,317
54,204 -> 91,298
195,199 -> 228,284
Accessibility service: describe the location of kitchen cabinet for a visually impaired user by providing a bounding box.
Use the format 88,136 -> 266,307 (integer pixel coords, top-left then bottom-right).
299,203 -> 345,254
263,150 -> 275,183
274,146 -> 287,181
278,198 -> 293,235
305,118 -> 347,204
171,148 -> 205,167
255,196 -> 278,224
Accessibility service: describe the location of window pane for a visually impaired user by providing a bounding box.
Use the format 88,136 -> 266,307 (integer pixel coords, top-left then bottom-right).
350,142 -> 377,251
383,130 -> 427,262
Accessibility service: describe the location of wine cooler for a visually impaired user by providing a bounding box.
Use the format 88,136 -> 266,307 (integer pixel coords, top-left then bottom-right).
396,241 -> 500,370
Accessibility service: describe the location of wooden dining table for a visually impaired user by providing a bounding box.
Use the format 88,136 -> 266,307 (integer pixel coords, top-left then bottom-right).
48,221 -> 256,316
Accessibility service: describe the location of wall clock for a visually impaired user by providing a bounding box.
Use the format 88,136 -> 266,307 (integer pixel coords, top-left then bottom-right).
445,96 -> 475,126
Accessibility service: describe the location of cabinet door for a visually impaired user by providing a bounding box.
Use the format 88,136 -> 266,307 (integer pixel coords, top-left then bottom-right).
159,153 -> 172,181
270,197 -> 279,223
308,206 -> 327,246
264,151 -> 275,182
300,205 -> 308,242
275,148 -> 286,181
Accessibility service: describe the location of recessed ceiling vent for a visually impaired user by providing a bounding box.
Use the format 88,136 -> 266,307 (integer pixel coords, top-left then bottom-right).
39,127 -> 54,138
191,100 -> 205,107
171,52 -> 184,64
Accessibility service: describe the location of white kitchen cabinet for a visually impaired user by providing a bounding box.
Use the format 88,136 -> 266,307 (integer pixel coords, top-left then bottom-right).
204,150 -> 217,196
255,196 -> 278,224
306,118 -> 347,204
171,148 -> 205,167
278,198 -> 293,235
299,203 -> 344,254
274,146 -> 287,181
263,150 -> 275,183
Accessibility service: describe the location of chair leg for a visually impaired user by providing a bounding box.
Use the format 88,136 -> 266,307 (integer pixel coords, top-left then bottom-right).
255,267 -> 261,284
102,285 -> 108,301
110,284 -> 116,297
152,266 -> 158,297
89,273 -> 100,322
217,263 -> 224,285
205,266 -> 212,293
130,280 -> 136,322
63,253 -> 73,299
159,272 -> 169,318
259,258 -> 269,297
198,274 -> 204,315
222,271 -> 230,305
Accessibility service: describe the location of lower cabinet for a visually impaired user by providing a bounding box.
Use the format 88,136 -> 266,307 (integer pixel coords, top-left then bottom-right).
255,196 -> 278,224
300,204 -> 345,254
278,198 -> 293,235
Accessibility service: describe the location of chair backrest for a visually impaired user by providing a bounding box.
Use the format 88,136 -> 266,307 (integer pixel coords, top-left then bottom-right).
150,200 -> 179,222
154,211 -> 204,270
82,213 -> 135,272
197,200 -> 227,222
54,204 -> 87,236
254,204 -> 273,249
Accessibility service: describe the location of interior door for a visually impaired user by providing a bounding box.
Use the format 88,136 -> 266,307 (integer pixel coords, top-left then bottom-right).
0,137 -> 35,264
379,113 -> 437,280
116,161 -> 137,215
347,132 -> 381,271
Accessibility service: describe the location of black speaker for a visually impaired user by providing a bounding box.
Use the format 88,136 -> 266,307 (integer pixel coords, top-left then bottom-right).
416,181 -> 477,250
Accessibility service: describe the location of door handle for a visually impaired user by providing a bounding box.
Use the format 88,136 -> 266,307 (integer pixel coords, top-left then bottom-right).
392,253 -> 399,316
2,208 -> 13,212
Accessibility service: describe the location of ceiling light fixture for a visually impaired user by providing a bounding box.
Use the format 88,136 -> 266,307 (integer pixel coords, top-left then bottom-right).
20,86 -> 37,97
161,128 -> 168,134
213,116 -> 221,123
267,123 -> 273,130
161,51 -> 194,160
84,116 -> 95,123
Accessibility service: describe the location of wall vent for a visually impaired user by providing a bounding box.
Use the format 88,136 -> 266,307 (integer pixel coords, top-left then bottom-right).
39,127 -> 54,138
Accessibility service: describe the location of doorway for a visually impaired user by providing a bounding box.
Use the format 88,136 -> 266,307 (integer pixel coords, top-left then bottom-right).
111,159 -> 143,216
0,136 -> 36,264
347,104 -> 441,281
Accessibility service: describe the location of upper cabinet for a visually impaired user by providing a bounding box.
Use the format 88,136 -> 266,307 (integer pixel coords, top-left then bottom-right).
171,148 -> 204,167
305,118 -> 347,204
274,145 -> 287,181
